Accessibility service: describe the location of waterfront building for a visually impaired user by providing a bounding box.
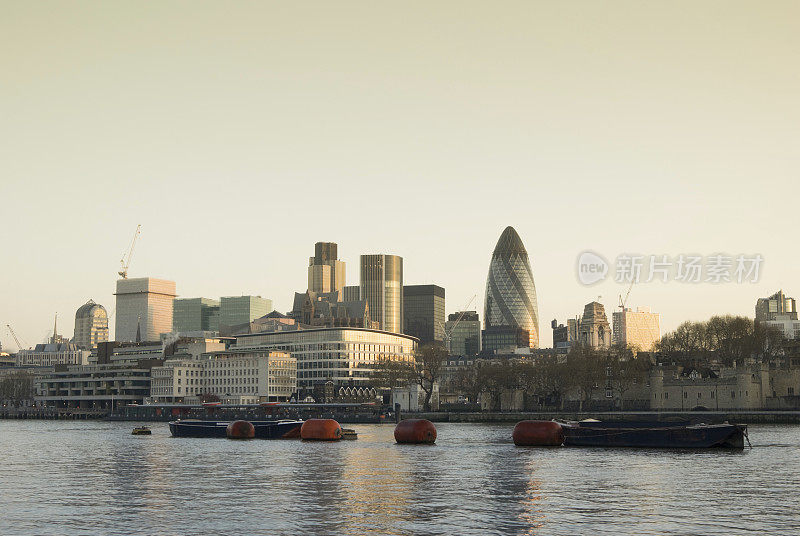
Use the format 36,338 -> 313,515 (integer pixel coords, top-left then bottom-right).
233,327 -> 417,389
219,295 -> 272,329
403,284 -> 446,345
343,285 -> 360,302
756,290 -> 800,339
15,343 -> 90,367
149,357 -> 203,403
445,311 -> 481,357
199,349 -> 296,404
73,300 -> 109,349
483,226 -> 539,352
289,290 -> 378,329
612,306 -> 661,351
36,362 -> 157,409
115,278 -> 177,342
578,302 -> 612,349
308,242 -> 346,294
173,297 -> 220,333
360,254 -> 403,333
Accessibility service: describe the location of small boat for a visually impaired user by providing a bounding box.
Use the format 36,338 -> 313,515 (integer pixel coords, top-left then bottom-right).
558,420 -> 747,449
132,426 -> 152,435
341,428 -> 358,440
169,419 -> 303,439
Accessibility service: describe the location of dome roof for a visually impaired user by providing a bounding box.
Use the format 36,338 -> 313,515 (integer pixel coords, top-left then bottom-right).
75,299 -> 107,319
492,226 -> 528,258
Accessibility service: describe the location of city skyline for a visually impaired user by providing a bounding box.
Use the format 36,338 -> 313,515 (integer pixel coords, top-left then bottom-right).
2,2 -> 799,348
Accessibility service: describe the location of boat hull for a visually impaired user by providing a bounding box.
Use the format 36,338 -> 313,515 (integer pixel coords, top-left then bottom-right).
169,420 -> 303,439
560,422 -> 746,449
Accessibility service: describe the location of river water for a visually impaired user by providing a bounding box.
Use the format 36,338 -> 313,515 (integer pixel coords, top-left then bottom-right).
0,421 -> 797,535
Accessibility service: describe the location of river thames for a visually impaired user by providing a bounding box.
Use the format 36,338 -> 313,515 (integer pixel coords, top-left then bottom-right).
0,421 -> 797,535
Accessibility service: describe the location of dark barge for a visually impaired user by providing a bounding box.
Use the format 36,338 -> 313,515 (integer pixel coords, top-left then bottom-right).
169,419 -> 303,439
559,420 -> 747,449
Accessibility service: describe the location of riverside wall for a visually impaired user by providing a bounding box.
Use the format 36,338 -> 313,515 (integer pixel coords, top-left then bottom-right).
402,410 -> 800,424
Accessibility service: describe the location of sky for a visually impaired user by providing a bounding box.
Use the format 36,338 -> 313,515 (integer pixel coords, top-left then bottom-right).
1,1 -> 799,349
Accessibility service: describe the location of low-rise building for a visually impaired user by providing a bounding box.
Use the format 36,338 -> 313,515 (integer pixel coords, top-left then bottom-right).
16,343 -> 90,367
233,327 -> 417,390
37,361 -> 159,409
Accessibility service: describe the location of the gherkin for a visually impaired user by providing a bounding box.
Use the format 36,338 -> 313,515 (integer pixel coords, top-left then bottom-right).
484,226 -> 539,348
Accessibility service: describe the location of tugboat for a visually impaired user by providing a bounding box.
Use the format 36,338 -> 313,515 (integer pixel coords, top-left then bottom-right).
131,426 -> 152,435
169,419 -> 304,439
558,420 -> 747,449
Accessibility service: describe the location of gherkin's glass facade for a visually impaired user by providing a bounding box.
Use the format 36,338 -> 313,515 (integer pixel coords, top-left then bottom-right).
484,226 -> 539,349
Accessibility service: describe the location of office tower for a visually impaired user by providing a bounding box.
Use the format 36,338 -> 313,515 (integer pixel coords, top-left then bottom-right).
755,290 -> 800,339
73,299 -> 109,349
308,242 -> 346,294
360,254 -> 403,333
612,306 -> 661,351
115,278 -> 177,342
343,285 -> 360,302
173,297 -> 221,332
445,311 -> 481,357
219,295 -> 272,327
403,285 -> 445,345
483,226 -> 539,352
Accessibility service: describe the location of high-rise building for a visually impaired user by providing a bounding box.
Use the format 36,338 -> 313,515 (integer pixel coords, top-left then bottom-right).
115,278 -> 177,342
308,242 -> 346,294
403,285 -> 445,345
578,301 -> 612,349
173,298 -> 220,333
755,290 -> 800,339
343,285 -> 360,302
219,296 -> 272,328
612,306 -> 661,351
360,254 -> 403,333
73,299 -> 109,349
756,290 -> 797,321
483,226 -> 539,352
445,311 -> 481,357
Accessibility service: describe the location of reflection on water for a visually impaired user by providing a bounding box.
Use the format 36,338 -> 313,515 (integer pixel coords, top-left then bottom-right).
0,421 -> 798,535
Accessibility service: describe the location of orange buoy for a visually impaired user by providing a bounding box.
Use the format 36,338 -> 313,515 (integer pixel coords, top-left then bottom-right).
226,420 -> 255,439
300,419 -> 342,441
394,419 -> 437,444
512,420 -> 564,446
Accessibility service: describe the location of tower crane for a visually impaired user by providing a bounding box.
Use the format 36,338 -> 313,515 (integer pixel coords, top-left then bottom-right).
6,324 -> 28,351
439,294 -> 477,354
618,278 -> 635,312
118,224 -> 142,279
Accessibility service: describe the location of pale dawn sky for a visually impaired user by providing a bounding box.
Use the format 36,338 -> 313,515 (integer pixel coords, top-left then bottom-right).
1,1 -> 798,348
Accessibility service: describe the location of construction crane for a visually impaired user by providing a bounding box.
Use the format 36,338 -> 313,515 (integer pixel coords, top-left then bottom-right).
118,224 -> 142,279
439,294 -> 477,354
618,278 -> 635,312
6,324 -> 27,351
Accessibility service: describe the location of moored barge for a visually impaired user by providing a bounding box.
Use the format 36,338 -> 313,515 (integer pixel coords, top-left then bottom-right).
558,420 -> 747,449
169,419 -> 303,439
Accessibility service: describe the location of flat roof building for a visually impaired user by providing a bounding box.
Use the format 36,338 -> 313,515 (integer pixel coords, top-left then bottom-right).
360,254 -> 403,333
403,285 -> 446,345
219,296 -> 272,329
115,278 -> 177,342
173,297 -> 220,333
612,306 -> 661,351
233,327 -> 417,389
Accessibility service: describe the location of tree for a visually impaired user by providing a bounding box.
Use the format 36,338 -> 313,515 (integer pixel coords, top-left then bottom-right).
0,371 -> 35,407
371,359 -> 416,390
414,344 -> 447,411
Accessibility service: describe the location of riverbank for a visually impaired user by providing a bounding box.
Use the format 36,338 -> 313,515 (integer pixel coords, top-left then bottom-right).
403,410 -> 800,424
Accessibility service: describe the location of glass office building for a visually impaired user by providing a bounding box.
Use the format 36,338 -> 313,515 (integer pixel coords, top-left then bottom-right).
219,296 -> 272,327
173,297 -> 220,333
360,254 -> 403,334
483,226 -> 539,350
403,284 -> 445,345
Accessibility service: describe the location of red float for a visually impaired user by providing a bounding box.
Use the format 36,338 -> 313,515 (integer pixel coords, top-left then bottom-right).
512,420 -> 564,446
394,419 -> 437,444
300,419 -> 342,441
226,420 -> 255,439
